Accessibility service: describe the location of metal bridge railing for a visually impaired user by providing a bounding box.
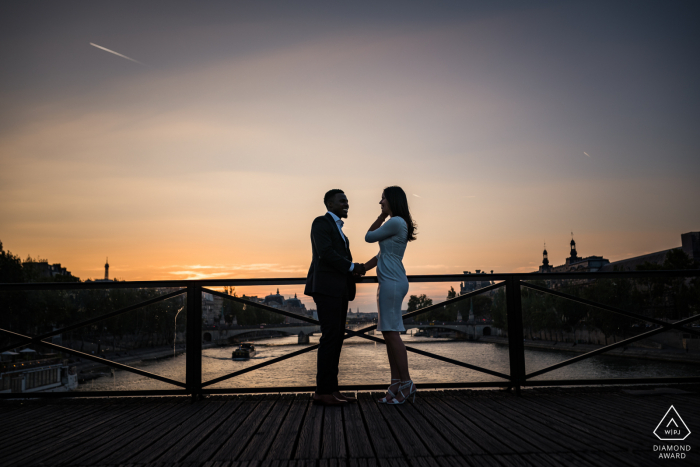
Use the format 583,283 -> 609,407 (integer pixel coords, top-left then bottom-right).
1,270 -> 699,398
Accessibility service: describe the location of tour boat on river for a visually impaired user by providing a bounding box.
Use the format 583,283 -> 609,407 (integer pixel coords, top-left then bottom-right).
231,343 -> 257,360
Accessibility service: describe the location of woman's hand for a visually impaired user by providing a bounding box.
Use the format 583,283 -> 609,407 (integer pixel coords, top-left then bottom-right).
368,214 -> 387,232
364,256 -> 378,271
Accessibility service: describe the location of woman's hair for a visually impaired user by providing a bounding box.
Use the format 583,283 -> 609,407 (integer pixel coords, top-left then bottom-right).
383,186 -> 417,242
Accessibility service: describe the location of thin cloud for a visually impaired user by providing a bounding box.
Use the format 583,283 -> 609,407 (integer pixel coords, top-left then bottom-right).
90,43 -> 143,64
584,151 -> 590,157
413,194 -> 421,198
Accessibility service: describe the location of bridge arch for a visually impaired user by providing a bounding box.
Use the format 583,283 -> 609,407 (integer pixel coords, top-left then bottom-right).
482,326 -> 491,336
203,332 -> 212,343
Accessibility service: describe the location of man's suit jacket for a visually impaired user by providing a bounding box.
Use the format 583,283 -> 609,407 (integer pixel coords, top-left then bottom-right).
304,213 -> 357,301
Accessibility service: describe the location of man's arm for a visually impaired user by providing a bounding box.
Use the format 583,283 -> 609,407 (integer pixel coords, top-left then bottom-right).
311,217 -> 354,274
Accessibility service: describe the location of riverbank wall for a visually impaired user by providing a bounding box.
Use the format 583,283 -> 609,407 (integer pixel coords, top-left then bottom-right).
480,336 -> 700,364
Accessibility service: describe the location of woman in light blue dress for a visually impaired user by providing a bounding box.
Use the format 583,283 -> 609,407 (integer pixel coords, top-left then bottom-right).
362,186 -> 417,404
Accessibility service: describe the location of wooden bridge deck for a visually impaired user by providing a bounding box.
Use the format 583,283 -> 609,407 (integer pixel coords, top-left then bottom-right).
1,386 -> 698,467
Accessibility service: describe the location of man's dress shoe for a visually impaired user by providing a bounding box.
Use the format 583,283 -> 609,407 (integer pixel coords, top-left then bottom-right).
333,391 -> 357,403
313,393 -> 348,406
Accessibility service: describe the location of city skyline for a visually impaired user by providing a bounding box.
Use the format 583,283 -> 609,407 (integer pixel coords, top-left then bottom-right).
1,1 -> 699,313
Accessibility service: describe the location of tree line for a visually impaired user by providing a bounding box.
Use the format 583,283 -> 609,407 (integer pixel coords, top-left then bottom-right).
404,248 -> 699,342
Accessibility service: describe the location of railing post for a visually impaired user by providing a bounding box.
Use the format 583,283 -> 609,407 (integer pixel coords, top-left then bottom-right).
186,282 -> 202,400
506,276 -> 526,395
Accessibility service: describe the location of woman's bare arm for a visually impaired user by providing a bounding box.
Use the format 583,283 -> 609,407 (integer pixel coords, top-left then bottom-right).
364,256 -> 378,271
367,214 -> 388,232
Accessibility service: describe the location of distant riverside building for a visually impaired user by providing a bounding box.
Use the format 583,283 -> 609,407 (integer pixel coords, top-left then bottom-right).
202,292 -> 224,325
22,261 -> 71,279
536,231 -> 699,274
347,308 -> 378,321
459,270 -> 495,295
256,289 -> 313,324
537,237 -> 610,273
599,231 -> 700,271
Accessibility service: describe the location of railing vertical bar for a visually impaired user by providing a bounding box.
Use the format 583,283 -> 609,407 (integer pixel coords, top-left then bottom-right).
186,282 -> 203,400
506,276 -> 526,395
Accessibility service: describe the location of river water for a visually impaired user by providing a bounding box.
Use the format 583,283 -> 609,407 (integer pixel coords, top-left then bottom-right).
79,334 -> 700,392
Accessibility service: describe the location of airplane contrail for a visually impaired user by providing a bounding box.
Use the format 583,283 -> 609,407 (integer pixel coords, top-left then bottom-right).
584,151 -> 590,157
90,43 -> 142,64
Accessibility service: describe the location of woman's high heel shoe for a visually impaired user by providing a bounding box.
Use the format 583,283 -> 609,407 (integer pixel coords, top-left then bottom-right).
387,380 -> 416,405
378,379 -> 400,404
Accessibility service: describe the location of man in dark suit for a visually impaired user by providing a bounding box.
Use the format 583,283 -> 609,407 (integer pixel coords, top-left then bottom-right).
304,189 -> 365,406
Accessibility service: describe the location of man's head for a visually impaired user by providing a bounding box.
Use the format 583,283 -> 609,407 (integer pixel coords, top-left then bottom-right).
324,189 -> 349,219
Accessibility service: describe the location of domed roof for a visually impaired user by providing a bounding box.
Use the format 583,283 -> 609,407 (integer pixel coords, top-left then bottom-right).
263,289 -> 284,305
284,293 -> 303,308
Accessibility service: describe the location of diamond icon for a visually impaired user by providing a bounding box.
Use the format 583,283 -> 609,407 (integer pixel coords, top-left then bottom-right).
654,405 -> 691,441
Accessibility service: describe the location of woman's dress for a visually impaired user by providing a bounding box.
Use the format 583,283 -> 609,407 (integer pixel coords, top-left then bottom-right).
365,216 -> 409,332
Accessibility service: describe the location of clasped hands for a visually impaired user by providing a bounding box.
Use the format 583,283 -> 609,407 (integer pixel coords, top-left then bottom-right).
353,262 -> 367,277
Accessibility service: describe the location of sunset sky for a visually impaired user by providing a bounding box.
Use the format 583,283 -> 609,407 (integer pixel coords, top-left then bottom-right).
1,1 -> 699,311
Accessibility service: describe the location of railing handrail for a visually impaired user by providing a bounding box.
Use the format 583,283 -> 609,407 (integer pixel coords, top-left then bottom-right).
1,269 -> 699,398
1,268 -> 697,291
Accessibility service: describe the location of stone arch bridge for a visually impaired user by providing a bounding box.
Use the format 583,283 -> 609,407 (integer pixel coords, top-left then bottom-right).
203,324 -> 320,345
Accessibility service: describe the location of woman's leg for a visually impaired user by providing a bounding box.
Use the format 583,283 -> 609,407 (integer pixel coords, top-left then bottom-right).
381,331 -> 400,401
383,331 -> 413,402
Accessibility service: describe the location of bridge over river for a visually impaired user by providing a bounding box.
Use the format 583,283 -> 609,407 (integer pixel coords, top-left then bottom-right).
203,324 -> 320,345
203,321 -> 495,345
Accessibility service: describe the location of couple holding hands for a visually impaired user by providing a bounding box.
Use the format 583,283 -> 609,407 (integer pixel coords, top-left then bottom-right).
304,186 -> 417,406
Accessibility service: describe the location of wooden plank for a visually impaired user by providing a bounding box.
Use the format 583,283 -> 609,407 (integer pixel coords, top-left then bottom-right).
0,402 -> 106,454
488,394 -> 628,452
288,460 -> 318,467
343,397 -> 375,459
0,403 -> 67,435
437,393 -> 533,454
605,450 -> 664,467
4,401 -> 162,465
239,395 -> 293,461
67,401 -> 194,465
356,393 -> 402,459
186,395 -> 263,463
378,458 -> 410,467
155,398 -> 247,463
99,400 -> 216,464
515,453 -> 562,467
126,400 -> 224,464
408,397 -> 485,456
267,395 -> 311,460
185,395 -> 267,463
259,460 -> 286,467
375,396 -> 431,457
0,401 -> 103,440
418,396 -> 502,456
210,395 -> 279,461
470,396 -> 591,452
491,454 -> 535,467
616,393 -> 700,419
407,455 -> 441,467
531,395 -> 651,445
348,458 -> 379,467
321,405 -> 346,459
295,399 -> 323,459
398,402 -> 459,457
319,459 -> 347,467
466,397 -> 572,453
